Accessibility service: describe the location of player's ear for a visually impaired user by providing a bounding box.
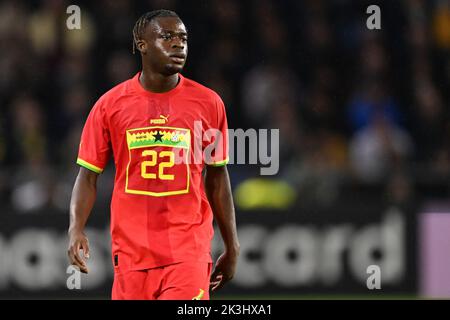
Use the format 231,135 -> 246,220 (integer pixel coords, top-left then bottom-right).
136,40 -> 147,54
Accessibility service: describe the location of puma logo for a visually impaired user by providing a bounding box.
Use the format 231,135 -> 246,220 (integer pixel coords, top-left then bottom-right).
150,114 -> 170,124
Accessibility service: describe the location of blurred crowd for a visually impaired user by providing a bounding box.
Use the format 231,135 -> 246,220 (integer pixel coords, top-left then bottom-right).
0,0 -> 449,213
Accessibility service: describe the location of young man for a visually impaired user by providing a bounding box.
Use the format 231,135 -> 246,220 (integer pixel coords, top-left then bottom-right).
67,9 -> 240,300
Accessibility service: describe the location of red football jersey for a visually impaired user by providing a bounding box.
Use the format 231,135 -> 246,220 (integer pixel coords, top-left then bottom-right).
77,72 -> 229,271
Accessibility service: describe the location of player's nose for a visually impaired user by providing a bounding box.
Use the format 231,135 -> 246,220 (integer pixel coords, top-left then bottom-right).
171,39 -> 185,50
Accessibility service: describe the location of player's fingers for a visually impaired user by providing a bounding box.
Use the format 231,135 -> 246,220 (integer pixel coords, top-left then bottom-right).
71,251 -> 85,271
72,241 -> 89,273
79,266 -> 89,274
77,263 -> 88,274
209,276 -> 221,286
210,279 -> 219,290
81,240 -> 90,259
67,249 -> 77,266
68,245 -> 82,266
68,249 -> 87,273
71,243 -> 87,269
74,242 -> 85,264
211,279 -> 224,292
210,274 -> 223,291
212,272 -> 233,292
210,269 -> 221,281
76,252 -> 89,273
72,256 -> 88,274
216,276 -> 230,291
70,262 -> 88,274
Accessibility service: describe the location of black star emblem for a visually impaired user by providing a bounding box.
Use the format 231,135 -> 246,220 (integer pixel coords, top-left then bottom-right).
153,131 -> 164,142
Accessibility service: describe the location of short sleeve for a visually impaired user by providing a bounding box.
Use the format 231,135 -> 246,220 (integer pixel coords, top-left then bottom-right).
76,97 -> 111,173
204,94 -> 229,166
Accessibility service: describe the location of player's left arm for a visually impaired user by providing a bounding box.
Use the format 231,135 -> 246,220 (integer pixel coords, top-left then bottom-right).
205,164 -> 240,292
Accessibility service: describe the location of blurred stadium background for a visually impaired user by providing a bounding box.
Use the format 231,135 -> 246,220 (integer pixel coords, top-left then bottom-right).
0,0 -> 449,299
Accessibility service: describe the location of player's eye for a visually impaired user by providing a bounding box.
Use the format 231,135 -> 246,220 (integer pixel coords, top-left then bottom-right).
161,34 -> 172,40
160,33 -> 187,42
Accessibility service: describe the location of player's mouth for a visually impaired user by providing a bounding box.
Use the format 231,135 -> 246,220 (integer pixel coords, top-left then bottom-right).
169,53 -> 186,64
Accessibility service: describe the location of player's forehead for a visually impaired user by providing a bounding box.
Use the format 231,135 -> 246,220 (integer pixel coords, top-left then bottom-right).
146,17 -> 187,36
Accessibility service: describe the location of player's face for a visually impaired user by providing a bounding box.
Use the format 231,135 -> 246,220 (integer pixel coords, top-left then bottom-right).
141,17 -> 188,76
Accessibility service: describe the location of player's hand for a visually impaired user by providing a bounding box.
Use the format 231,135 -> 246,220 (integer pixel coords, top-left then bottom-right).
210,249 -> 239,292
67,230 -> 90,274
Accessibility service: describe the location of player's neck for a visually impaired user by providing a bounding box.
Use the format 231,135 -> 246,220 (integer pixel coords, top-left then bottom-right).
139,70 -> 179,93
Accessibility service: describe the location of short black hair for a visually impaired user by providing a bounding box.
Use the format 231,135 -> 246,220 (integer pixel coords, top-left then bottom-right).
132,9 -> 180,54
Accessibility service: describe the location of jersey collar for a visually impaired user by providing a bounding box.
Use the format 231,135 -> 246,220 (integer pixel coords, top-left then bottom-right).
132,71 -> 184,97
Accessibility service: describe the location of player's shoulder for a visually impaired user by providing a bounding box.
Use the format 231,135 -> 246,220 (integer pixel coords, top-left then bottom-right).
94,76 -> 136,109
181,75 -> 223,103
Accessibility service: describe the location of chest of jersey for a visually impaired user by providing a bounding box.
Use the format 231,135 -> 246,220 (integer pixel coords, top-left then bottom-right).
107,95 -> 212,197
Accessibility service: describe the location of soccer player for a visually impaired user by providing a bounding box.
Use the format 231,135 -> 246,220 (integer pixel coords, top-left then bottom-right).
67,9 -> 240,300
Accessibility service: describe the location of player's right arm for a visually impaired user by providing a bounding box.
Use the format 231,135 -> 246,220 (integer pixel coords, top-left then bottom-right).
67,95 -> 111,273
67,167 -> 99,274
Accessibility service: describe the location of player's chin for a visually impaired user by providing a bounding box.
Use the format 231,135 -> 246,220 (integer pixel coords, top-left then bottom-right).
163,63 -> 185,75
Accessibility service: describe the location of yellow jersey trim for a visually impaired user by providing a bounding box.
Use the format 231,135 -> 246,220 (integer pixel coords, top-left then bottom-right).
207,157 -> 229,167
76,158 -> 104,174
